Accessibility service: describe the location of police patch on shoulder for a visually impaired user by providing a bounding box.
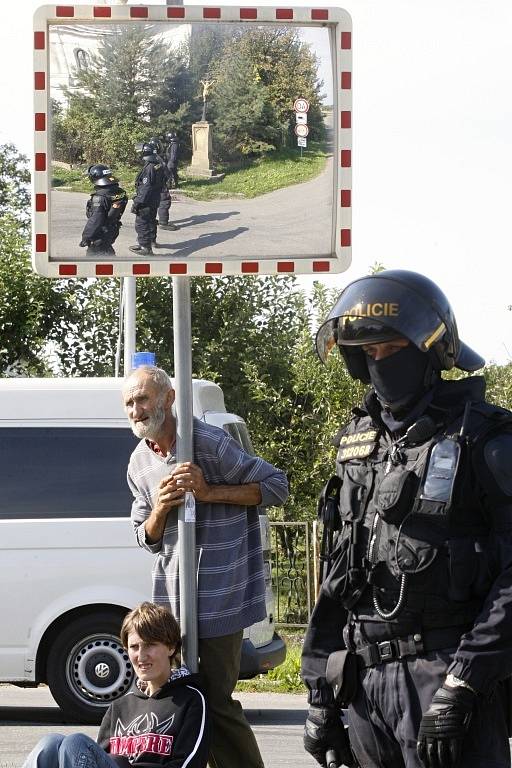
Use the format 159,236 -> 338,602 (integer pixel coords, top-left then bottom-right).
142,177 -> 148,184
338,429 -> 378,461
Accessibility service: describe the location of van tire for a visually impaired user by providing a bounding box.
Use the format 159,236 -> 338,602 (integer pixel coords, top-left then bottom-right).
46,611 -> 133,723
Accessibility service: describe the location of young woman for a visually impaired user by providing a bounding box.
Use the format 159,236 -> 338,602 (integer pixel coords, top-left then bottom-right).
23,603 -> 209,768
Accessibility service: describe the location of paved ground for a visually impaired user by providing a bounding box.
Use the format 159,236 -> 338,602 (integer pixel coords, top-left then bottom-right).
50,157 -> 334,264
0,685 -> 317,768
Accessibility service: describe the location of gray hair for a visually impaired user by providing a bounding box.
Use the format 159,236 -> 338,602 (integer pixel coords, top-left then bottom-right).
125,365 -> 173,394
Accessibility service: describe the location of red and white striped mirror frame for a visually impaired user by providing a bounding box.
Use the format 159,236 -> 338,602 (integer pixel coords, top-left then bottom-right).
33,4 -> 352,278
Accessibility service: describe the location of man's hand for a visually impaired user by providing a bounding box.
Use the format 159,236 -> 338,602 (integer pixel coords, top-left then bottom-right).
131,202 -> 139,215
79,238 -> 90,247
172,462 -> 211,502
155,473 -> 187,514
144,474 -> 186,544
417,683 -> 476,768
304,706 -> 357,768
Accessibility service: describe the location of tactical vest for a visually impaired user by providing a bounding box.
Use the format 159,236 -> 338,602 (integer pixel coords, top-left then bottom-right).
86,188 -> 127,229
326,400 -> 512,633
135,162 -> 165,204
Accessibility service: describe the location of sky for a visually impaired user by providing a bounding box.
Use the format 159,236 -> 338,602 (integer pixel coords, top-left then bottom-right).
2,0 -> 512,364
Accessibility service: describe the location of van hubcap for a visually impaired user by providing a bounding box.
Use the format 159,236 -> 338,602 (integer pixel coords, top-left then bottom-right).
66,633 -> 134,706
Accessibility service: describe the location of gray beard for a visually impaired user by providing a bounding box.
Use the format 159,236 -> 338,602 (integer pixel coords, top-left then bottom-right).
130,403 -> 166,441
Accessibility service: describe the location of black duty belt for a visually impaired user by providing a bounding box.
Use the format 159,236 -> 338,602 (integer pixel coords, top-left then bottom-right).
356,626 -> 469,668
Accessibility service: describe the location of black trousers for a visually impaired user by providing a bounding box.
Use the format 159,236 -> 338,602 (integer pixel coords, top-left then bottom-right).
348,649 -> 510,768
157,189 -> 172,225
168,165 -> 179,188
135,204 -> 158,246
86,224 -> 120,255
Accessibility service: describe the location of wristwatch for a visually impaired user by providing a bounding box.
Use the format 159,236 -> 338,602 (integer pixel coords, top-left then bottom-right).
445,674 -> 477,694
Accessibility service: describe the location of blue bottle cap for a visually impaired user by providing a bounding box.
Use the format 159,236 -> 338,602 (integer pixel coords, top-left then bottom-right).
131,351 -> 156,368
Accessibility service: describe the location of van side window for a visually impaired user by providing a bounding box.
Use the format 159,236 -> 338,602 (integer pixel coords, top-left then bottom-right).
0,427 -> 137,520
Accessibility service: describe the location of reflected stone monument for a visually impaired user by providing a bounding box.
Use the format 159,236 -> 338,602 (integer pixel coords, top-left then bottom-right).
186,78 -> 224,181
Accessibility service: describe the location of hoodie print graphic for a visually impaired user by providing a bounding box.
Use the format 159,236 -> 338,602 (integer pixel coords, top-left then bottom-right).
110,712 -> 176,762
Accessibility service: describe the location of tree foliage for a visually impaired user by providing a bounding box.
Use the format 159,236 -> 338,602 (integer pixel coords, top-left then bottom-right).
0,147 -> 70,374
483,363 -> 512,409
209,27 -> 325,160
53,26 -> 192,167
0,144 -> 31,226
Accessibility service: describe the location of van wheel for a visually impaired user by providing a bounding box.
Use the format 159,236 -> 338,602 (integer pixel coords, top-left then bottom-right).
46,612 -> 133,723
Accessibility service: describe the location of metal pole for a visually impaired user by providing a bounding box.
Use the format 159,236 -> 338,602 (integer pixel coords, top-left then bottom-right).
165,0 -> 198,673
172,276 -> 198,671
123,277 -> 136,376
114,278 -> 124,378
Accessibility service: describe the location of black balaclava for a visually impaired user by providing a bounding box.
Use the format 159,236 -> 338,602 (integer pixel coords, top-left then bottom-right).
366,343 -> 435,414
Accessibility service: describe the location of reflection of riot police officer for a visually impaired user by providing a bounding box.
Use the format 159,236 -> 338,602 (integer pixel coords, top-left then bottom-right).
129,142 -> 166,256
148,137 -> 177,233
302,270 -> 512,768
79,164 -> 127,255
165,132 -> 180,189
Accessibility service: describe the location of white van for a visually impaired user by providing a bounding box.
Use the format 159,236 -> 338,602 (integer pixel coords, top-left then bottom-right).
0,377 -> 285,722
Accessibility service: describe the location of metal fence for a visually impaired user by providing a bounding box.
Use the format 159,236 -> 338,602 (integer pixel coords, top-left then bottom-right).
269,521 -> 319,629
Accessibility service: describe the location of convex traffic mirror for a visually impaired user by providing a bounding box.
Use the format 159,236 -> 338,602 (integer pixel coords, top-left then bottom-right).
33,5 -> 352,278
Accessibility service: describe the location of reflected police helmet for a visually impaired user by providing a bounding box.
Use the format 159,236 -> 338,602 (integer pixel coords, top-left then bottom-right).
148,136 -> 163,154
135,142 -> 158,161
87,164 -> 118,187
316,270 -> 484,382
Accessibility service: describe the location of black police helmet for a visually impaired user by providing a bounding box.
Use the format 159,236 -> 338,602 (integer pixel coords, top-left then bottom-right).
87,164 -> 118,185
166,132 -> 178,142
135,142 -> 158,161
148,136 -> 163,153
316,270 -> 484,382
95,176 -> 119,187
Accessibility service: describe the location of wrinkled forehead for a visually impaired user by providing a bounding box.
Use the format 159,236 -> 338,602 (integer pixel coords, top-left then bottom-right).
123,372 -> 160,398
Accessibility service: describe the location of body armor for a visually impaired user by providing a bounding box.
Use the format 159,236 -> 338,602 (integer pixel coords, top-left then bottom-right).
322,379 -> 512,644
83,185 -> 127,247
133,159 -> 166,208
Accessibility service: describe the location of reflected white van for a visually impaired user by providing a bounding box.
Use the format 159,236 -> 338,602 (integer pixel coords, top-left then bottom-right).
0,377 -> 285,722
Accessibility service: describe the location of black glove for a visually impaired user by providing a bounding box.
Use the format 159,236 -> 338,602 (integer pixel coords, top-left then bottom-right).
78,238 -> 90,247
417,683 -> 476,768
131,202 -> 139,215
304,706 -> 357,767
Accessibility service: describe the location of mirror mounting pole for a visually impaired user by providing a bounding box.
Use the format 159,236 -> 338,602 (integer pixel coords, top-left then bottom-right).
173,275 -> 198,672
165,0 -> 198,674
102,0 -> 133,379
123,277 -> 136,376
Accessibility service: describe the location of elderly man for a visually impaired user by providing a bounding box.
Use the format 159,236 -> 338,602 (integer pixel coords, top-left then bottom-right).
122,365 -> 289,768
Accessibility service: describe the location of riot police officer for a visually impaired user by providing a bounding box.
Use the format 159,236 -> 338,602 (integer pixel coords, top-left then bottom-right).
79,164 -> 127,255
147,136 -> 178,233
301,270 -> 512,768
165,131 -> 180,189
129,142 -> 166,256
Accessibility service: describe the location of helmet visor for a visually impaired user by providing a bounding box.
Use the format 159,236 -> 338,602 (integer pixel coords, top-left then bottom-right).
316,317 -> 401,362
337,317 -> 402,345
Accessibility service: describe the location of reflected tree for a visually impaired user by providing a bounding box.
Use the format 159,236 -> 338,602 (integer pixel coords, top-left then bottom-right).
209,27 -> 325,160
53,26 -> 192,166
